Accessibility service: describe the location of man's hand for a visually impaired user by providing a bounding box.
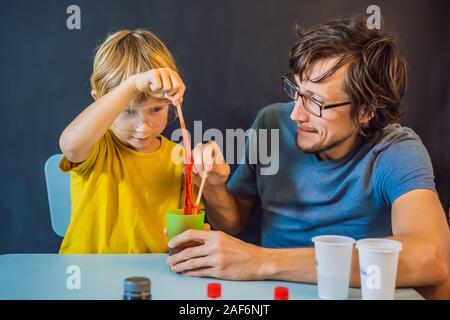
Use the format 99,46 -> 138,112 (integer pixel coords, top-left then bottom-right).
130,68 -> 185,105
166,229 -> 267,280
190,140 -> 256,235
192,141 -> 230,188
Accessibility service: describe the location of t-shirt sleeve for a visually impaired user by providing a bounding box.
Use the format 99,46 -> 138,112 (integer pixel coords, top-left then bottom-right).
373,129 -> 436,205
226,112 -> 262,198
59,133 -> 107,177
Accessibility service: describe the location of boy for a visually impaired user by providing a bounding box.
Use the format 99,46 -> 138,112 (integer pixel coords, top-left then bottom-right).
59,29 -> 186,253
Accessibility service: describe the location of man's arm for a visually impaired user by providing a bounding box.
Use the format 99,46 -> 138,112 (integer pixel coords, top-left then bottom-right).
391,189 -> 450,298
260,189 -> 449,287
202,185 -> 257,235
168,189 -> 449,292
192,141 -> 258,235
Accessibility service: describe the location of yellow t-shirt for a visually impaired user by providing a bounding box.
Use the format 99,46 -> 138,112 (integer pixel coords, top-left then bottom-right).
59,130 -> 184,253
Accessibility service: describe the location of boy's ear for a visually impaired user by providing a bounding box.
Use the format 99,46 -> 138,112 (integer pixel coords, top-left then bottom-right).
91,90 -> 98,100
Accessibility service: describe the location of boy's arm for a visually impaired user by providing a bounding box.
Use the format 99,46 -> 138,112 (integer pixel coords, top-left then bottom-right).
59,77 -> 137,163
59,68 -> 185,163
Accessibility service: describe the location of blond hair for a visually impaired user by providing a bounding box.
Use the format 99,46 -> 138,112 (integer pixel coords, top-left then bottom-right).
90,29 -> 179,102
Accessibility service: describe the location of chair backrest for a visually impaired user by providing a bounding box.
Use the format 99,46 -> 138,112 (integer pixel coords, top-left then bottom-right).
44,154 -> 71,237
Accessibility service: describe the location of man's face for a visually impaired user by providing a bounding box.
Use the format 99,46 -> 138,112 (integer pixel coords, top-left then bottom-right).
110,96 -> 170,152
290,58 -> 359,160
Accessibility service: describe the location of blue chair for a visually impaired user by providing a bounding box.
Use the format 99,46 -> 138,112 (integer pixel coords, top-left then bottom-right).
44,154 -> 71,237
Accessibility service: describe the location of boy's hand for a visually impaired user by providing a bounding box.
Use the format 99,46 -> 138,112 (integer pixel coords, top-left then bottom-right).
130,68 -> 185,105
192,141 -> 230,188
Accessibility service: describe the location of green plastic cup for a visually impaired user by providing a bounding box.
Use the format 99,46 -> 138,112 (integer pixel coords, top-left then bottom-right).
166,209 -> 205,256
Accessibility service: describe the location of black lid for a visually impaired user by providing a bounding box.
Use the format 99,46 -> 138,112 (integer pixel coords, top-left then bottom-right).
124,277 -> 151,293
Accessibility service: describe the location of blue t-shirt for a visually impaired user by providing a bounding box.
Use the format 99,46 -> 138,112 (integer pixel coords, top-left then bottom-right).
227,102 -> 436,248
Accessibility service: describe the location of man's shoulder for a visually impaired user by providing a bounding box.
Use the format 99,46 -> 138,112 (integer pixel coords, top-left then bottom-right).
373,123 -> 424,154
254,101 -> 294,128
369,125 -> 435,204
370,123 -> 433,177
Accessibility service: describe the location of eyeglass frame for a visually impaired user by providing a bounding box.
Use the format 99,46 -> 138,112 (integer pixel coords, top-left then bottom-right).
113,104 -> 178,132
282,73 -> 352,117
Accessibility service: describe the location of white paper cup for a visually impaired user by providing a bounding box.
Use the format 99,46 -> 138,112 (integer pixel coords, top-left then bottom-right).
312,235 -> 355,300
356,238 -> 402,300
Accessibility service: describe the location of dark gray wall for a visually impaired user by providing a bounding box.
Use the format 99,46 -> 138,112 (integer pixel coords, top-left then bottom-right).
0,0 -> 449,253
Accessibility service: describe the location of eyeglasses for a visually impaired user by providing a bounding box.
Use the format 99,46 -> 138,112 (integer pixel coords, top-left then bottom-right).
282,73 -> 352,117
113,104 -> 178,132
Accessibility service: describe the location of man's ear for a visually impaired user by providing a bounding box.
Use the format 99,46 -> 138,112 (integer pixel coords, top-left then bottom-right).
91,90 -> 98,101
358,107 -> 375,127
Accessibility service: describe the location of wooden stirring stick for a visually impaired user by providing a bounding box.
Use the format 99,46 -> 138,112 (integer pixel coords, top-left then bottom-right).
175,104 -> 191,161
195,171 -> 208,206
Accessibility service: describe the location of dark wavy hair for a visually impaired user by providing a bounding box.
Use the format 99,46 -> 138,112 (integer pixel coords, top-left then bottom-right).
289,17 -> 407,140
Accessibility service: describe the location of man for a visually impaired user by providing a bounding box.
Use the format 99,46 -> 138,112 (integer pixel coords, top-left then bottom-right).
166,18 -> 450,299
